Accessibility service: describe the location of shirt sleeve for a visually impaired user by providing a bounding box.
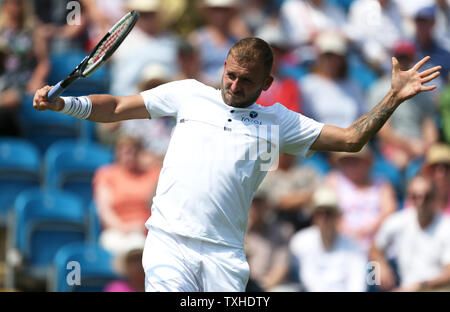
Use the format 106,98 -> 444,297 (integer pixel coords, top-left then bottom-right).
374,212 -> 403,251
140,80 -> 191,119
279,104 -> 324,158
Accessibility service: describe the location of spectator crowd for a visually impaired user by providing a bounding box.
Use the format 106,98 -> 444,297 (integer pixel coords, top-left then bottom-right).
0,0 -> 449,292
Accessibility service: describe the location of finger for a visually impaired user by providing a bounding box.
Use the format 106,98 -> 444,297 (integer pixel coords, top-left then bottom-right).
420,65 -> 442,77
421,85 -> 437,92
421,71 -> 440,84
42,85 -> 53,99
392,57 -> 400,73
37,89 -> 49,107
39,87 -> 51,101
38,87 -> 47,98
412,56 -> 431,71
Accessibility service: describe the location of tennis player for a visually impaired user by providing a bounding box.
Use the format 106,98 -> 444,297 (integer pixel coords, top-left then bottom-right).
33,38 -> 441,292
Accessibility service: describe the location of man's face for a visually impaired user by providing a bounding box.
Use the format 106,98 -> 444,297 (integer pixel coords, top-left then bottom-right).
415,17 -> 435,42
407,177 -> 435,213
313,208 -> 340,239
221,54 -> 273,108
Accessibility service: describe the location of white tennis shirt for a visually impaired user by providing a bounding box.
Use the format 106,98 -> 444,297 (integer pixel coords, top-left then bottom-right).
141,79 -> 324,248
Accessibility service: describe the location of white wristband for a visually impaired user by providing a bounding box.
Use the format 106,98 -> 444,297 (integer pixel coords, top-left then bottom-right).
60,96 -> 92,119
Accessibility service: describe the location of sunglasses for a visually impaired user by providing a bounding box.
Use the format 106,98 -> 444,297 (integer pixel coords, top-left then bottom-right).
408,192 -> 434,202
315,209 -> 340,217
429,163 -> 450,171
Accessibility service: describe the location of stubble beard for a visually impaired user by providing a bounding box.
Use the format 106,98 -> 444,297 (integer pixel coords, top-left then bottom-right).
220,84 -> 264,109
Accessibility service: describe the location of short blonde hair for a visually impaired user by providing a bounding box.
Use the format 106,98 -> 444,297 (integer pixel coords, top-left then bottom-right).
228,37 -> 274,77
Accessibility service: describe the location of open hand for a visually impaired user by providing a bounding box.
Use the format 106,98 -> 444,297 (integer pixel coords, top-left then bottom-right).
391,56 -> 441,103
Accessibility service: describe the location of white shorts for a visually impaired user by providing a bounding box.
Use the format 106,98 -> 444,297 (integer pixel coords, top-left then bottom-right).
142,226 -> 250,292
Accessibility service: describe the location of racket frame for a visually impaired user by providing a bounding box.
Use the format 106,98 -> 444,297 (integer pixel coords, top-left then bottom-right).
48,11 -> 139,100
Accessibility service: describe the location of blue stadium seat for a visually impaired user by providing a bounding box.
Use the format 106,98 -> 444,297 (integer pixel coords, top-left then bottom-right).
51,242 -> 118,292
48,50 -> 110,96
19,50 -> 110,153
88,201 -> 102,244
0,137 -> 41,223
10,188 -> 87,283
44,140 -> 113,205
405,157 -> 424,182
329,0 -> 355,12
372,152 -> 403,197
300,152 -> 331,176
79,120 -> 97,142
19,95 -> 79,154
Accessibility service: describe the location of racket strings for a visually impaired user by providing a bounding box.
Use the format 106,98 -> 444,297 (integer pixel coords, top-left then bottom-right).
89,18 -> 133,65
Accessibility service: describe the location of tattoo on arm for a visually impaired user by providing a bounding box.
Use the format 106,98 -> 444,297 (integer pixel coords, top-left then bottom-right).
351,91 -> 398,144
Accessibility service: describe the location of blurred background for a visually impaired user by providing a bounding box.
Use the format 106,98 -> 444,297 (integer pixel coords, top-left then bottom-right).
0,0 -> 449,292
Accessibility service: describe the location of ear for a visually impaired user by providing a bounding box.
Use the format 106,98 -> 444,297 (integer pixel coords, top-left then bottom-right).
263,75 -> 274,91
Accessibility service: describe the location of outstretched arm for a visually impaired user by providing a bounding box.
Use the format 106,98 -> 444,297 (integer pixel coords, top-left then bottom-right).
311,56 -> 441,152
33,86 -> 150,122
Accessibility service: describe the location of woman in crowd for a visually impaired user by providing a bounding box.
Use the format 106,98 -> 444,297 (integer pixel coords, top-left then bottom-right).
93,135 -> 162,256
325,146 -> 397,253
0,0 -> 49,136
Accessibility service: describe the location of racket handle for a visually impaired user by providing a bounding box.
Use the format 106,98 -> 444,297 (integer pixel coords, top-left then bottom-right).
47,81 -> 66,102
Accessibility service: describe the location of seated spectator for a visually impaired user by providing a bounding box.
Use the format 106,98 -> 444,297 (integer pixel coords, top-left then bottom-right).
174,39 -> 208,83
300,31 -> 367,128
93,135 -> 162,256
289,187 -> 368,292
245,190 -> 293,292
241,0 -> 280,35
395,0 -> 450,51
413,5 -> 450,85
0,0 -> 50,136
82,0 -> 127,49
255,23 -> 302,113
110,0 -> 178,96
104,234 -> 146,292
280,0 -> 348,64
368,40 -> 439,170
347,0 -> 405,73
84,0 -> 187,50
325,146 -> 397,253
33,0 -> 89,53
434,0 -> 450,50
258,153 -> 322,232
421,143 -> 450,215
369,174 -> 450,291
188,0 -> 248,87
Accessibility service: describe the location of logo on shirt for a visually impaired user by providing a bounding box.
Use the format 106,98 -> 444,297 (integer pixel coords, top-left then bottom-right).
241,113 -> 262,125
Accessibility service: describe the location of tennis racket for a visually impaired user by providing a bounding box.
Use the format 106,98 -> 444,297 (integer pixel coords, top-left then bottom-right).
47,11 -> 139,102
